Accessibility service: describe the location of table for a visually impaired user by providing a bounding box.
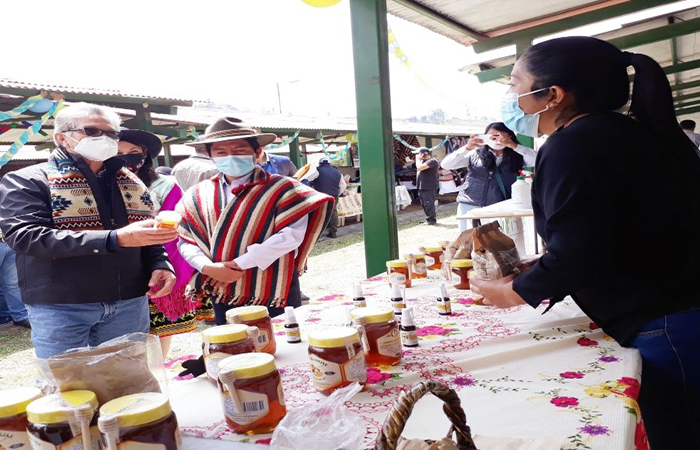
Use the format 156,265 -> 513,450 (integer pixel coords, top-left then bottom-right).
337,187 -> 412,226
167,273 -> 643,449
456,199 -> 538,254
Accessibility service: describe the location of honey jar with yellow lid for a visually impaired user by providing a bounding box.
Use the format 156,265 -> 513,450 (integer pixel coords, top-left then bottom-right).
155,211 -> 182,229
408,253 -> 427,279
423,247 -> 445,270
386,260 -> 411,288
98,392 -> 181,450
307,327 -> 367,395
217,353 -> 286,435
226,306 -> 277,355
351,307 -> 402,367
0,387 -> 43,449
26,390 -> 101,449
202,324 -> 259,383
450,259 -> 473,290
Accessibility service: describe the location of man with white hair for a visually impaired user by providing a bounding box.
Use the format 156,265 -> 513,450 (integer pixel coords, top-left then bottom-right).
0,102 -> 177,358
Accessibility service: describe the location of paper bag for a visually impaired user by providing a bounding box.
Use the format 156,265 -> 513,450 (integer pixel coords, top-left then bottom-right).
471,221 -> 520,281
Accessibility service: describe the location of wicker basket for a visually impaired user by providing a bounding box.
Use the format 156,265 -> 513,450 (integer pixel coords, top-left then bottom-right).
374,381 -> 477,450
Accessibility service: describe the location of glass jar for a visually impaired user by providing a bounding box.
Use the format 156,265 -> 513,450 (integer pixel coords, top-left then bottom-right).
99,392 -> 181,450
155,211 -> 181,229
26,390 -> 101,450
308,327 -> 367,395
226,306 -> 277,355
408,254 -> 427,279
202,324 -> 258,383
423,247 -> 445,270
386,260 -> 411,288
439,240 -> 450,251
450,259 -> 473,290
468,270 -> 485,305
351,307 -> 402,367
0,387 -> 42,449
217,353 -> 286,435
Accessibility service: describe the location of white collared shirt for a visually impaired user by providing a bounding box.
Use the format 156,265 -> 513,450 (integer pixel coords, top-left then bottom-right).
177,171 -> 309,272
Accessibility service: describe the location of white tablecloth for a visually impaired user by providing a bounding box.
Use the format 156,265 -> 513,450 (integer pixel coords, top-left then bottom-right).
167,274 -> 644,449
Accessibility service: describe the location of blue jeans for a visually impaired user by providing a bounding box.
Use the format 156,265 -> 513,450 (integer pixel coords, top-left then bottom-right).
0,243 -> 27,323
457,203 -> 478,232
628,308 -> 700,450
26,296 -> 149,358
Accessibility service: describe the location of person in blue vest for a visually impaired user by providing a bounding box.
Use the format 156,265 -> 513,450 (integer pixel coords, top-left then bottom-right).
310,157 -> 344,238
256,149 -> 297,177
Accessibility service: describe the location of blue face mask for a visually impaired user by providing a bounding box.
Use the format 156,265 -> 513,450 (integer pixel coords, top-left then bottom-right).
500,87 -> 551,138
213,155 -> 255,177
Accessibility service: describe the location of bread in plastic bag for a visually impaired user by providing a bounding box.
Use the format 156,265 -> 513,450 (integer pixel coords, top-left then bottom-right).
270,382 -> 364,450
36,332 -> 167,405
471,221 -> 520,281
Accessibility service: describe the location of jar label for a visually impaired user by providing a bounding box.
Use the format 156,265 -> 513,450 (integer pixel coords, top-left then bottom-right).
424,256 -> 435,266
353,299 -> 366,308
452,273 -> 461,284
257,329 -> 270,348
392,301 -> 406,314
377,329 -> 402,358
413,262 -> 427,275
401,330 -> 419,346
388,273 -> 406,285
205,351 -> 230,380
277,382 -> 286,407
437,300 -> 452,314
28,426 -> 101,449
223,389 -> 270,425
0,429 -> 31,449
309,351 -> 366,391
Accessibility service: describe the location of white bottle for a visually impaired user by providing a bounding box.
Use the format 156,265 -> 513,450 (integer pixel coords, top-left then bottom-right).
511,175 -> 531,208
284,306 -> 301,344
391,283 -> 406,316
400,307 -> 419,348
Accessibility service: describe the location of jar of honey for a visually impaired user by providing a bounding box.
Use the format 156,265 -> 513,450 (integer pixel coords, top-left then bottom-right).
226,306 -> 277,355
308,327 -> 367,395
439,240 -> 450,250
98,392 -> 181,450
26,390 -> 100,450
386,260 -> 411,288
424,247 -> 445,270
155,211 -> 181,229
202,324 -> 258,382
410,254 -> 428,279
0,387 -> 42,449
450,259 -> 473,290
217,353 -> 286,434
468,270 -> 485,305
351,307 -> 402,367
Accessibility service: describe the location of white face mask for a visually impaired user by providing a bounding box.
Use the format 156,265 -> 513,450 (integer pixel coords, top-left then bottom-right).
477,134 -> 506,150
66,135 -> 119,161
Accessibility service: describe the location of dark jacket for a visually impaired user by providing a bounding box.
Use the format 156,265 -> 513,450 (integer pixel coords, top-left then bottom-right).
311,162 -> 342,198
416,158 -> 439,191
513,112 -> 700,344
260,153 -> 297,177
455,151 -> 517,206
0,153 -> 172,306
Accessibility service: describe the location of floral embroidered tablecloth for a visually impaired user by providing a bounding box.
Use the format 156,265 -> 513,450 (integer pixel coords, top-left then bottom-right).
167,273 -> 646,450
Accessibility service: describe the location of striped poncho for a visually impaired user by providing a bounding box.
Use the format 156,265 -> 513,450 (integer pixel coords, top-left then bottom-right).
177,167 -> 334,308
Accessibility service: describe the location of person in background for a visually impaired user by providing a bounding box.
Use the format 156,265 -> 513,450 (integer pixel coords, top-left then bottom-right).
413,147 -> 440,225
117,129 -> 200,358
176,117 -> 334,325
0,230 -> 29,328
310,157 -> 344,238
172,146 -> 219,191
0,103 -> 176,358
680,119 -> 700,148
441,122 -> 535,231
471,37 -> 700,449
256,146 -> 298,177
155,166 -> 173,176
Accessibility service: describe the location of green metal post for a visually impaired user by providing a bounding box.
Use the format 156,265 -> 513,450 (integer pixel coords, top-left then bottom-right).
288,137 -> 303,168
163,142 -> 172,168
349,0 -> 399,277
425,136 -> 433,148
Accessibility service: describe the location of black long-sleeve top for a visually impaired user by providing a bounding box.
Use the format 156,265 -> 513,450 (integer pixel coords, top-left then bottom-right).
513,112 -> 700,344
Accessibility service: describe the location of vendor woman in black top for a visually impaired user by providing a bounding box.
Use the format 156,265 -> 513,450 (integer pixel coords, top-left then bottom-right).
471,36 -> 700,450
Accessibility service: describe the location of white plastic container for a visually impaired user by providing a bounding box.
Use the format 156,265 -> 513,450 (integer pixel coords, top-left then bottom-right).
511,176 -> 531,208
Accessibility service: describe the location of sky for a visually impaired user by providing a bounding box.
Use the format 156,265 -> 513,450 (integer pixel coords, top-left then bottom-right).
0,0 -> 508,121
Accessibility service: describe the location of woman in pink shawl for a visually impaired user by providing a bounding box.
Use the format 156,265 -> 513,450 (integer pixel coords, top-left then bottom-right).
117,129 -> 208,358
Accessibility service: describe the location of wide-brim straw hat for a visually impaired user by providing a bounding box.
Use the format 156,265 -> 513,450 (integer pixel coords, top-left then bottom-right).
186,117 -> 277,148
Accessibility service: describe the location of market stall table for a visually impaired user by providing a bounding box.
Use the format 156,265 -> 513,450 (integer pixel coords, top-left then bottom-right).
167,273 -> 643,449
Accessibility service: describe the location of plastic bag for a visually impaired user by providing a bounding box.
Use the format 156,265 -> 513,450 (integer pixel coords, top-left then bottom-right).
36,332 -> 167,404
270,383 -> 364,450
471,222 -> 520,281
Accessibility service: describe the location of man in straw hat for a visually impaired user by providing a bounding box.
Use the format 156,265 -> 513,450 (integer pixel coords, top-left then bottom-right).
176,117 -> 334,323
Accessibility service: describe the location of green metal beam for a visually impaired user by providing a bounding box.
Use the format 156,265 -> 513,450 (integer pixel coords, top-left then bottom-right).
349,0 -> 399,277
476,64 -> 514,83
669,17 -> 681,87
0,86 -> 191,107
162,143 -> 172,168
671,79 -> 700,91
288,136 -> 305,168
676,105 -> 700,116
473,0 -> 676,53
607,16 -> 700,49
674,99 -> 700,109
391,0 -> 486,41
671,90 -> 700,102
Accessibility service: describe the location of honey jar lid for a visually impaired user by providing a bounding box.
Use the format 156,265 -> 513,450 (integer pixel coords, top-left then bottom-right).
226,305 -> 269,322
218,353 -> 277,380
424,246 -> 444,252
202,324 -> 250,344
27,390 -> 98,424
0,387 -> 42,419
412,253 -> 426,258
308,327 -> 360,348
386,259 -> 408,268
156,210 -> 181,224
450,259 -> 473,268
99,393 -> 171,428
351,306 -> 395,324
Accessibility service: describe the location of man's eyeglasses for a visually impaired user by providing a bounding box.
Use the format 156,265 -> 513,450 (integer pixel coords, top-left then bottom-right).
65,127 -> 121,140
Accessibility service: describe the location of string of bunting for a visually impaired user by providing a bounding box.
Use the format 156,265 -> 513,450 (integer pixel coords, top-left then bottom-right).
0,99 -> 64,168
394,134 -> 448,152
0,94 -> 45,121
318,132 -> 357,161
265,130 -> 300,150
